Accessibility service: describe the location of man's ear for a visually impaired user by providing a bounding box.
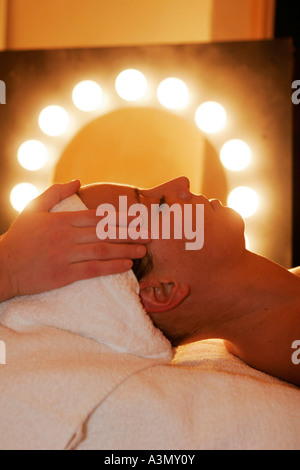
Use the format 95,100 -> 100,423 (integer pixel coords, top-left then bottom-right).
139,278 -> 189,313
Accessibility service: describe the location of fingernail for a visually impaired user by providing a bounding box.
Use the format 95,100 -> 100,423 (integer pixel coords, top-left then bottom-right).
124,260 -> 133,269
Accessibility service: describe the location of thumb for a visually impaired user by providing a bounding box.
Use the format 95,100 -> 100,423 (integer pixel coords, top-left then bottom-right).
27,180 -> 81,212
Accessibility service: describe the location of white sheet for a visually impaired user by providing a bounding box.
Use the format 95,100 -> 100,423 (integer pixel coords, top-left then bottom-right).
76,339 -> 300,450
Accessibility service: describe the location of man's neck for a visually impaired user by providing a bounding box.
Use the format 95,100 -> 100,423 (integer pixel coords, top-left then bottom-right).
192,250 -> 300,344
191,250 -> 300,385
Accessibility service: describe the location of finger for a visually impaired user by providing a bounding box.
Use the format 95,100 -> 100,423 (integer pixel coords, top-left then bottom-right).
68,259 -> 134,281
67,211 -> 142,229
115,212 -> 148,227
93,210 -> 148,228
96,225 -> 151,243
64,209 -> 98,227
70,224 -> 151,245
72,226 -> 101,244
70,242 -> 147,263
27,181 -> 81,212
72,226 -> 149,245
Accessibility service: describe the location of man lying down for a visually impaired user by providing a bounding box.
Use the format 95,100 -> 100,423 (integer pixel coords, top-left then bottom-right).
0,177 -> 299,450
77,176 -> 300,389
1,177 -> 300,387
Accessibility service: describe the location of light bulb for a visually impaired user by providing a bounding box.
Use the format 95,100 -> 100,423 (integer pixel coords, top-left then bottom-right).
72,80 -> 103,112
227,186 -> 259,218
115,69 -> 147,102
10,183 -> 40,212
39,105 -> 69,136
195,101 -> 227,134
220,139 -> 251,171
17,140 -> 48,171
157,77 -> 189,109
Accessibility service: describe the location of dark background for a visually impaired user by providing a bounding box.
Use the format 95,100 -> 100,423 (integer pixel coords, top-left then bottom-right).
275,0 -> 300,266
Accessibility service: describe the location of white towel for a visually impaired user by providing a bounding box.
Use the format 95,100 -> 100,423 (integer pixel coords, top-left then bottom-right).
0,195 -> 173,450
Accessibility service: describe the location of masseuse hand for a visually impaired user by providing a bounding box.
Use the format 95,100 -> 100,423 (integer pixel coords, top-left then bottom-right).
0,180 -> 148,302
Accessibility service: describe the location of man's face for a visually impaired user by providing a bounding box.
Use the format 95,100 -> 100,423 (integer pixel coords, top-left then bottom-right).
86,176 -> 246,274
83,177 -> 245,282
135,176 -> 246,278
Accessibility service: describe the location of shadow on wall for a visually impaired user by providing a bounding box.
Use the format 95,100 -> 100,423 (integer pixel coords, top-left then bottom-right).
53,107 -> 228,202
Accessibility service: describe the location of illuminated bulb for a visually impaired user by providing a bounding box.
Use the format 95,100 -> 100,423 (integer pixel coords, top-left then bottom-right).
72,80 -> 103,111
39,105 -> 69,136
220,139 -> 251,171
17,140 -> 48,171
157,77 -> 189,109
115,69 -> 147,101
10,183 -> 40,212
195,101 -> 227,134
227,186 -> 259,218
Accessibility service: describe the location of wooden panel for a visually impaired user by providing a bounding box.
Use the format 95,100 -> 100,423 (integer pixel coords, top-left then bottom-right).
0,0 -> 7,50
211,0 -> 275,41
250,0 -> 275,38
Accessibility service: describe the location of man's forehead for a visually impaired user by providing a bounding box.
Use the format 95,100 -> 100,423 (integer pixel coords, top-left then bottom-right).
98,182 -> 140,202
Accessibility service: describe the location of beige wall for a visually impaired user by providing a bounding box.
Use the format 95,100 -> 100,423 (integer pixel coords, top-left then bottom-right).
0,0 -> 7,50
5,0 -> 214,49
2,0 -> 275,51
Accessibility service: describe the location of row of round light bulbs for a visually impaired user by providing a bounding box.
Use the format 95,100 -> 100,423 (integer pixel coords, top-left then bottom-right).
11,69 -> 259,221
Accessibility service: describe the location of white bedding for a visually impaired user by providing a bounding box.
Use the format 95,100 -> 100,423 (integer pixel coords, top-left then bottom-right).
76,339 -> 300,450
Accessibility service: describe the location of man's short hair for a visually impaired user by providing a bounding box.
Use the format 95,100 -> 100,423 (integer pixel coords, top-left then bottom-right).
132,249 -> 153,282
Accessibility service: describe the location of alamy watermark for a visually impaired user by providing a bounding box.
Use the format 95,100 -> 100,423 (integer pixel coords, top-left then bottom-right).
291,80 -> 300,105
96,196 -> 204,250
0,340 -> 6,365
291,340 -> 300,365
0,80 -> 6,104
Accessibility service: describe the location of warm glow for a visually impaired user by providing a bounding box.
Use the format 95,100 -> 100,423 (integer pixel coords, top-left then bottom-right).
72,80 -> 103,112
157,77 -> 189,109
38,105 -> 69,136
195,101 -> 227,134
220,139 -> 251,171
244,233 -> 250,250
115,69 -> 147,101
17,140 -> 48,171
227,186 -> 259,218
10,183 -> 40,212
